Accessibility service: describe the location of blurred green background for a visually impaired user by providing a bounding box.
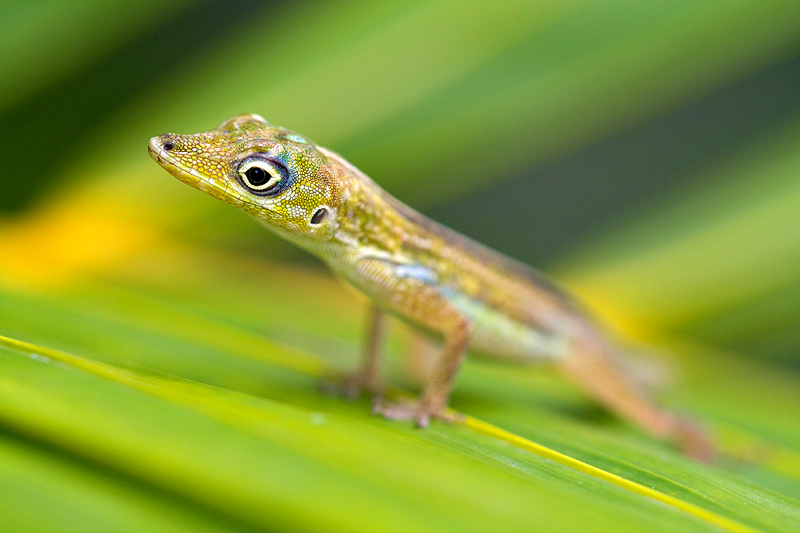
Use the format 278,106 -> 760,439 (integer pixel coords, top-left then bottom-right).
1,1 -> 799,531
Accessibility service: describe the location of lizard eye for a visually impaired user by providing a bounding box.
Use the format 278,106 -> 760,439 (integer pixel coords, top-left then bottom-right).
236,157 -> 287,196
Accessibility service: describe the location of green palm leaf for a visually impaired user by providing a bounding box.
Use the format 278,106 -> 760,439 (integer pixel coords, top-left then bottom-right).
1,0 -> 799,531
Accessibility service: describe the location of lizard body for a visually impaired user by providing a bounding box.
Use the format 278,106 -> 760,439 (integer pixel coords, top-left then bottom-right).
149,114 -> 710,459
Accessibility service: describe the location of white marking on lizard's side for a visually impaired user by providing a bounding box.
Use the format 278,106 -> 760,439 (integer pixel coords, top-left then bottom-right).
334,230 -> 360,248
355,246 -> 411,266
394,264 -> 437,284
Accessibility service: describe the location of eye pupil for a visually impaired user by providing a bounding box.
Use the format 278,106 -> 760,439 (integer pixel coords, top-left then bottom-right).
237,157 -> 287,196
245,166 -> 269,186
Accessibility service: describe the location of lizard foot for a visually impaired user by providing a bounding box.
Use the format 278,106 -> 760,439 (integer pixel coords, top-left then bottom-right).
320,371 -> 384,401
372,398 -> 464,428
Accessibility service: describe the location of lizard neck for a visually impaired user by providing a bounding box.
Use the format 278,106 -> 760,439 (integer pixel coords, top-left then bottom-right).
321,148 -> 416,262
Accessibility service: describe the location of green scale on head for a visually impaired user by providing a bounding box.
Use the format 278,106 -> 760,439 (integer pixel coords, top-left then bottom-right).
151,114 -> 338,245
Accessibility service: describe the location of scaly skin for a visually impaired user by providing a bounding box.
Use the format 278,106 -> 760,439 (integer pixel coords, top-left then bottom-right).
149,114 -> 712,459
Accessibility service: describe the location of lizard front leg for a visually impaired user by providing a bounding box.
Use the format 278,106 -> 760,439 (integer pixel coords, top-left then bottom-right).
359,304 -> 387,397
344,256 -> 472,426
374,317 -> 472,428
322,304 -> 387,399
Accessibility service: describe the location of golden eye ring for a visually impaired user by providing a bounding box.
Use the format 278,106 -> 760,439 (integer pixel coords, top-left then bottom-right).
236,157 -> 287,196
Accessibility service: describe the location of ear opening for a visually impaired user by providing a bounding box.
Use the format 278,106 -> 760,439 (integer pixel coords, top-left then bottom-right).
310,207 -> 329,225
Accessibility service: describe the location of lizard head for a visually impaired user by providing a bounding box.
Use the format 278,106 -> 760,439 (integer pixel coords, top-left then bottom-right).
149,114 -> 343,245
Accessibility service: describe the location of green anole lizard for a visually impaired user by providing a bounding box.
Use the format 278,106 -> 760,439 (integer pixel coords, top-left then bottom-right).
149,114 -> 712,460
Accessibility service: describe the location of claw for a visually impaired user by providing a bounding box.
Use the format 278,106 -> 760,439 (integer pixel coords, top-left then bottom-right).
372,398 -> 462,427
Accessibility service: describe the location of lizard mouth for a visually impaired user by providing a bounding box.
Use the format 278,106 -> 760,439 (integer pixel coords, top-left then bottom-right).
148,135 -> 248,206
